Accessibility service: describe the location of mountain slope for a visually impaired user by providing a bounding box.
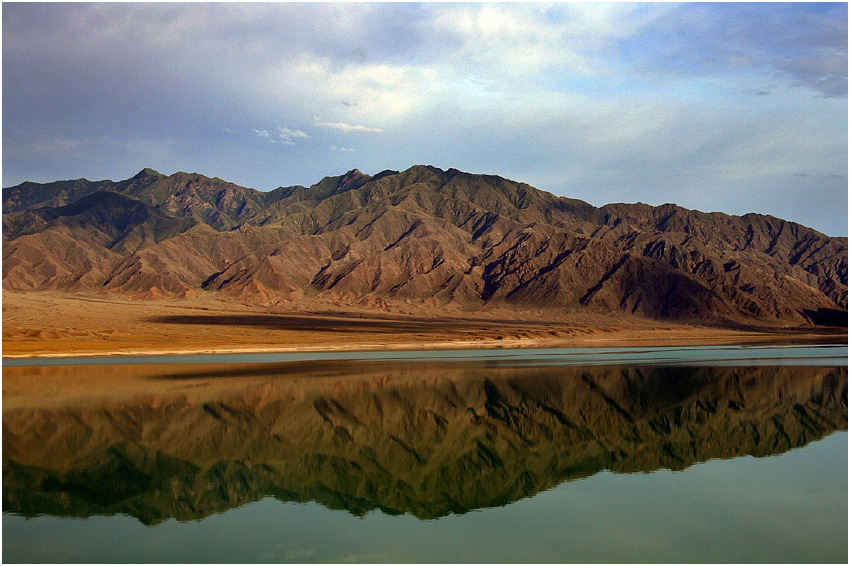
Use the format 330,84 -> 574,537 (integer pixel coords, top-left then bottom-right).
3,168 -> 283,231
3,166 -> 846,326
2,191 -> 196,293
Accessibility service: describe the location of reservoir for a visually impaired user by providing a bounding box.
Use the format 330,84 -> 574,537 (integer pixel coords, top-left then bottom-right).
3,343 -> 848,367
3,345 -> 847,563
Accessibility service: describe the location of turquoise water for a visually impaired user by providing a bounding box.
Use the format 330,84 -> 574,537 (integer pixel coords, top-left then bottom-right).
3,343 -> 848,367
5,432 -> 846,563
3,347 -> 847,563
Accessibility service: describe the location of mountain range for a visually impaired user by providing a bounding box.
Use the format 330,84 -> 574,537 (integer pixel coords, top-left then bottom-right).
3,165 -> 847,326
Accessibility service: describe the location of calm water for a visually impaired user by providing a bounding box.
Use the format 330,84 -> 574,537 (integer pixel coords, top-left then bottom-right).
3,346 -> 847,563
4,343 -> 848,367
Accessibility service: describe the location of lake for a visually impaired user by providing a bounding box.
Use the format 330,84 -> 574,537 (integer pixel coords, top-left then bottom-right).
3,345 -> 847,563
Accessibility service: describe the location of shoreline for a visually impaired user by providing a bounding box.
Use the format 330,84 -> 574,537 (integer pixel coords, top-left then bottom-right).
3,291 -> 846,360
4,330 -> 845,360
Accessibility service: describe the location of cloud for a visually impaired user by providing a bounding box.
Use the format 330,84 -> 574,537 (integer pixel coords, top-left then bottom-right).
423,3 -> 673,77
2,3 -> 845,234
252,127 -> 307,145
329,145 -> 355,152
278,127 -> 308,144
779,54 -> 848,98
313,118 -> 383,133
621,3 -> 848,98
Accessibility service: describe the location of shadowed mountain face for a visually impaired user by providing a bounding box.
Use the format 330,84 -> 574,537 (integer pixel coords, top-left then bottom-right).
3,166 -> 847,323
3,362 -> 846,524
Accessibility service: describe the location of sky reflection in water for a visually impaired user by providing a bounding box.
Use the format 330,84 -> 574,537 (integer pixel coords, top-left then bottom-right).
3,349 -> 847,563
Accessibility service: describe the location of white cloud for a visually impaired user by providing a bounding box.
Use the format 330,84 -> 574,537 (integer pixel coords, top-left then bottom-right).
252,126 -> 307,145
245,4 -> 673,127
278,127 -> 308,144
4,3 -> 845,234
278,127 -> 307,139
424,3 -> 673,77
313,118 -> 383,133
427,4 -> 578,75
255,55 -> 444,124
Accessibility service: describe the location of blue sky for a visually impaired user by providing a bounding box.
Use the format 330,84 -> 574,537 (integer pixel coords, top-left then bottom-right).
3,2 -> 847,235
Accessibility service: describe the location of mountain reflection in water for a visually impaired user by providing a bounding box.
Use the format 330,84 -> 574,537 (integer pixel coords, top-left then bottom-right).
3,361 -> 847,525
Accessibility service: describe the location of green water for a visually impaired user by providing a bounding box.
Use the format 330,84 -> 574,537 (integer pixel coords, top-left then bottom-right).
4,343 -> 848,367
3,348 -> 847,563
5,433 -> 845,563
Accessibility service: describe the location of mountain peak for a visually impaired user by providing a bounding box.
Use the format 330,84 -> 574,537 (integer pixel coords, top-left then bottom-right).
132,168 -> 162,180
340,168 -> 368,185
333,168 -> 371,194
3,166 -> 846,325
372,169 -> 400,182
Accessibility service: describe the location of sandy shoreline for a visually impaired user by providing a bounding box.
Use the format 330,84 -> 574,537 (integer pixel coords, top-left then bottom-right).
3,291 -> 846,359
3,332 -> 842,360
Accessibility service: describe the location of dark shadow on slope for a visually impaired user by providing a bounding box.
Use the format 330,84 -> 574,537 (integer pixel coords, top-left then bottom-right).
803,308 -> 848,327
146,312 -> 579,335
148,313 -> 480,334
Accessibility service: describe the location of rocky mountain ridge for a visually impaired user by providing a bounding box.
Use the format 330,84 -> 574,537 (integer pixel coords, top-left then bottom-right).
3,166 -> 846,325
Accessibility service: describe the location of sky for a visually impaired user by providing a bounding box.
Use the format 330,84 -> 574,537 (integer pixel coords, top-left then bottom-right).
3,2 -> 847,236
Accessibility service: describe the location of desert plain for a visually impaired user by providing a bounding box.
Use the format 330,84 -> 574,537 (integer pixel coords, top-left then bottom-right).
3,290 -> 844,359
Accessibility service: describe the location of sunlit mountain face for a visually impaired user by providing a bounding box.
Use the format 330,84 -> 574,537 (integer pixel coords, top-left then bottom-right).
3,166 -> 847,325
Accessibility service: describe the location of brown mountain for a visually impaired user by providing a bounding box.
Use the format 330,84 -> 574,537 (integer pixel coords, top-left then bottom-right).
3,362 -> 846,523
3,166 -> 846,324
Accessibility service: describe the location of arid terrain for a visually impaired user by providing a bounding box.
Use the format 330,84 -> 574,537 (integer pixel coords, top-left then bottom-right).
2,291 -> 844,358
4,167 -> 847,324
3,165 -> 846,357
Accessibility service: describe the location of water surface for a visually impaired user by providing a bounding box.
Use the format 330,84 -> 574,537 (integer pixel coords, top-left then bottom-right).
3,343 -> 847,367
3,346 -> 847,562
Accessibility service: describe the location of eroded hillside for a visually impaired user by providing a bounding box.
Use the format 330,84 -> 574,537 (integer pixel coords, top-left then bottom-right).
4,166 -> 846,325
